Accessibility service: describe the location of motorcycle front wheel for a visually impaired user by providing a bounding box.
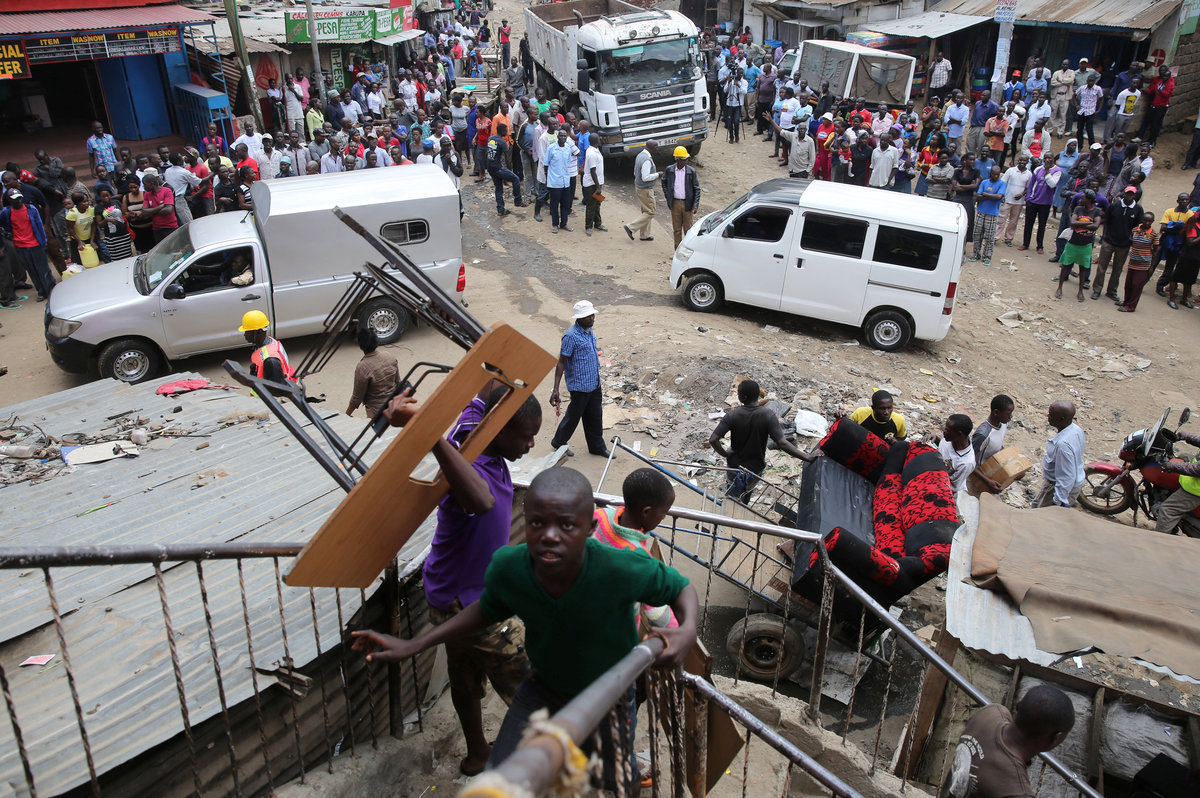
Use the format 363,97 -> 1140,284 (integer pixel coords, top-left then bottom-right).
1078,467 -> 1136,515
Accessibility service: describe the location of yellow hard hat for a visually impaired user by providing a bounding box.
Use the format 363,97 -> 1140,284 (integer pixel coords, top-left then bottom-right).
673,146 -> 690,158
238,310 -> 270,332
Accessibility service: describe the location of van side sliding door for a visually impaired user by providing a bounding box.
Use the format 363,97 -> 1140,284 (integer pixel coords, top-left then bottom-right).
782,212 -> 871,325
719,205 -> 799,310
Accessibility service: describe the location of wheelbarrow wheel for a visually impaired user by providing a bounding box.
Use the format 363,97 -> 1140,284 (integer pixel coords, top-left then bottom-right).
725,613 -> 806,681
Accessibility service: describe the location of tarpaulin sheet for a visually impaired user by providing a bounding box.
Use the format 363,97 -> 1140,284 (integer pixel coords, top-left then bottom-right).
855,52 -> 909,104
971,493 -> 1200,679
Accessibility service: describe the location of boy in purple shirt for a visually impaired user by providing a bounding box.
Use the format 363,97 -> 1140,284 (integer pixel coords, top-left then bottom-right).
385,385 -> 542,775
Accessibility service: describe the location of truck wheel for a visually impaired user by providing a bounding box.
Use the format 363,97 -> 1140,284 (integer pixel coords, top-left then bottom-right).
358,297 -> 411,344
688,141 -> 702,158
725,613 -> 805,681
1078,467 -> 1136,515
682,274 -> 724,312
97,338 -> 161,384
862,310 -> 912,351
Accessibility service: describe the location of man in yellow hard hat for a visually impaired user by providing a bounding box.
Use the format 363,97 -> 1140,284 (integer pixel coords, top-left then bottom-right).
238,310 -> 297,384
660,146 -> 700,249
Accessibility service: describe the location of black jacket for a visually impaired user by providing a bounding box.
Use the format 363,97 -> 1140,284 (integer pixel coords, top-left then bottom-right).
661,164 -> 700,210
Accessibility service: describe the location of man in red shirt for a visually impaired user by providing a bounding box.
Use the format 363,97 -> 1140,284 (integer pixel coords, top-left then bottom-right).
499,19 -> 512,67
473,113 -> 492,181
141,173 -> 179,243
233,143 -> 261,180
0,189 -> 55,302
1136,65 -> 1175,145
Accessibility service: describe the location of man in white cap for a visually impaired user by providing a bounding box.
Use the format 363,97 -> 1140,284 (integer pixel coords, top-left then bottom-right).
549,300 -> 608,456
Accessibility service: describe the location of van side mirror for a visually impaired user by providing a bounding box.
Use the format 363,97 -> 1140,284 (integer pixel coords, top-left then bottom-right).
164,283 -> 185,300
721,225 -> 732,238
577,58 -> 591,92
1182,408 -> 1191,426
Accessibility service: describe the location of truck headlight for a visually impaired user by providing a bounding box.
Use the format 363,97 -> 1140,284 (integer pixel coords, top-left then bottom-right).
676,244 -> 694,261
47,317 -> 82,338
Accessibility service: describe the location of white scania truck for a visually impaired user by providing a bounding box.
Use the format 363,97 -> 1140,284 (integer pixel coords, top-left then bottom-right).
524,0 -> 707,158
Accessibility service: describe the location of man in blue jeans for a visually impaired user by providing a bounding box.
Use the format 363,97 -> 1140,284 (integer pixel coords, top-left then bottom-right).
549,300 -> 607,455
485,123 -> 524,216
543,127 -> 578,233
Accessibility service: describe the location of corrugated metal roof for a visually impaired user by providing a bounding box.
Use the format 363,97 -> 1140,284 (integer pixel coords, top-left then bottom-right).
0,373 -> 562,795
855,11 -> 991,39
0,4 -> 216,36
928,0 -> 1180,32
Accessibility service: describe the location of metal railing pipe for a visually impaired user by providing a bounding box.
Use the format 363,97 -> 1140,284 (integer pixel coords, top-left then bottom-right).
0,542 -> 306,568
681,672 -> 861,798
461,637 -> 665,797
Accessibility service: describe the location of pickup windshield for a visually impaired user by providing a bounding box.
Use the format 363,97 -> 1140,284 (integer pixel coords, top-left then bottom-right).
597,39 -> 699,94
135,226 -> 194,295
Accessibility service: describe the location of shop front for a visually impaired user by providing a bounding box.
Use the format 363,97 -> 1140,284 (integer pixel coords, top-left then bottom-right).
0,4 -> 223,141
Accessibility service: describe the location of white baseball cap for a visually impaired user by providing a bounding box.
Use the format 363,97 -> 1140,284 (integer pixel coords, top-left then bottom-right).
571,300 -> 598,319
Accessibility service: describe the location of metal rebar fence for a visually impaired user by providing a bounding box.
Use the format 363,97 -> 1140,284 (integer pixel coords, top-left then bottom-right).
0,542 -> 427,798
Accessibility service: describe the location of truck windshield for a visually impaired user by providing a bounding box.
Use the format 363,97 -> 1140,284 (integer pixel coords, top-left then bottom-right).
598,39 -> 698,94
135,226 -> 194,295
699,194 -> 749,235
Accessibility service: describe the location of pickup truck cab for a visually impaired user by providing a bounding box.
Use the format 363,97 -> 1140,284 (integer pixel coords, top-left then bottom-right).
46,166 -> 463,382
668,179 -> 967,350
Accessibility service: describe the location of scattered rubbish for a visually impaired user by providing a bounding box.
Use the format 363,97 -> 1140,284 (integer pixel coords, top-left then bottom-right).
1059,368 -> 1086,378
63,441 -> 138,466
919,369 -> 934,376
997,310 -> 1025,327
632,440 -> 642,452
762,325 -> 780,334
0,444 -> 36,459
130,429 -> 150,446
923,393 -> 940,403
19,655 -> 54,667
792,410 -> 828,439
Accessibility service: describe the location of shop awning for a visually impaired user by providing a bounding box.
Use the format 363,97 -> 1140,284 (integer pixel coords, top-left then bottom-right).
0,4 -> 215,36
928,0 -> 1180,34
855,11 -> 990,39
752,0 -> 839,24
372,29 -> 425,46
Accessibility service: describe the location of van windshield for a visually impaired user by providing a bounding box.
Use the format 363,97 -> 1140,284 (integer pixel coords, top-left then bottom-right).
135,227 -> 194,295
699,194 -> 748,234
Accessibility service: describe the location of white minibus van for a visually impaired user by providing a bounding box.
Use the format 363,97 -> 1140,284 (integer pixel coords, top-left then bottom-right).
668,178 -> 967,350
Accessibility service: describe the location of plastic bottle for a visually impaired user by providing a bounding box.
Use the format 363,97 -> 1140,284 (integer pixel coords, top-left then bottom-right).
0,444 -> 36,459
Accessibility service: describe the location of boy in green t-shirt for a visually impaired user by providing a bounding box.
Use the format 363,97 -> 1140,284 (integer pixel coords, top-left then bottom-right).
353,466 -> 697,789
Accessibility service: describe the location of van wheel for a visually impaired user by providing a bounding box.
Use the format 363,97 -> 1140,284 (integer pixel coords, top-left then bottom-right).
97,338 -> 161,384
358,298 -> 411,345
682,274 -> 724,312
862,310 -> 912,351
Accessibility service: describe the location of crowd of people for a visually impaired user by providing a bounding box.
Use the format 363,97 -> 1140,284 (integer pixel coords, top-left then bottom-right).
704,38 -> 1195,315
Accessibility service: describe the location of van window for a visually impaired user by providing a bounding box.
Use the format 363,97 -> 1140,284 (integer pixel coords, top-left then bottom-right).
380,220 -> 430,245
800,213 -> 868,258
728,208 -> 792,242
874,226 -> 943,271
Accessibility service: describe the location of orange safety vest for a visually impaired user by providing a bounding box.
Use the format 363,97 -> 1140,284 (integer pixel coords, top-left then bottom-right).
250,338 -> 297,382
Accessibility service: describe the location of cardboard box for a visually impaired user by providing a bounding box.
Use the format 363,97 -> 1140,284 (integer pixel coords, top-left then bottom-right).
967,446 -> 1034,496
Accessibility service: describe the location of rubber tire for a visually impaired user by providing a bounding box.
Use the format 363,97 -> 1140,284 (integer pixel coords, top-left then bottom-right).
725,613 -> 805,681
357,297 -> 411,345
862,310 -> 912,351
97,338 -> 161,384
682,273 -> 724,312
688,141 -> 702,158
1078,467 -> 1136,515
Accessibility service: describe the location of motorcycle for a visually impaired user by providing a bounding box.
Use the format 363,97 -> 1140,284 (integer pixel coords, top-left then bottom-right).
1079,407 -> 1200,536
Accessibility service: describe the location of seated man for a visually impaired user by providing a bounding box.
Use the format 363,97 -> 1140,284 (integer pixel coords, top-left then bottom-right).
849,389 -> 908,441
182,247 -> 253,293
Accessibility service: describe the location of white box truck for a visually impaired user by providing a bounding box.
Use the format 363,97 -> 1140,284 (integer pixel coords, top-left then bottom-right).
525,0 -> 708,157
777,40 -> 915,106
45,166 -> 464,383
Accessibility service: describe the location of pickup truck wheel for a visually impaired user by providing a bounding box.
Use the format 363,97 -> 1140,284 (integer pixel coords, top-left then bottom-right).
97,338 -> 161,384
862,310 -> 912,351
682,274 -> 723,312
725,613 -> 805,681
358,298 -> 411,344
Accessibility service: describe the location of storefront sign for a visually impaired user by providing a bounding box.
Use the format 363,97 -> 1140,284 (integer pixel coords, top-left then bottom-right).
993,0 -> 1018,23
330,47 -> 346,89
390,0 -> 418,32
0,41 -> 30,80
285,8 -> 395,42
13,27 -> 180,65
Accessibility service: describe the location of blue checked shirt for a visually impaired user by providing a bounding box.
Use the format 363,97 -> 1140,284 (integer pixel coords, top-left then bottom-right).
560,323 -> 600,393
